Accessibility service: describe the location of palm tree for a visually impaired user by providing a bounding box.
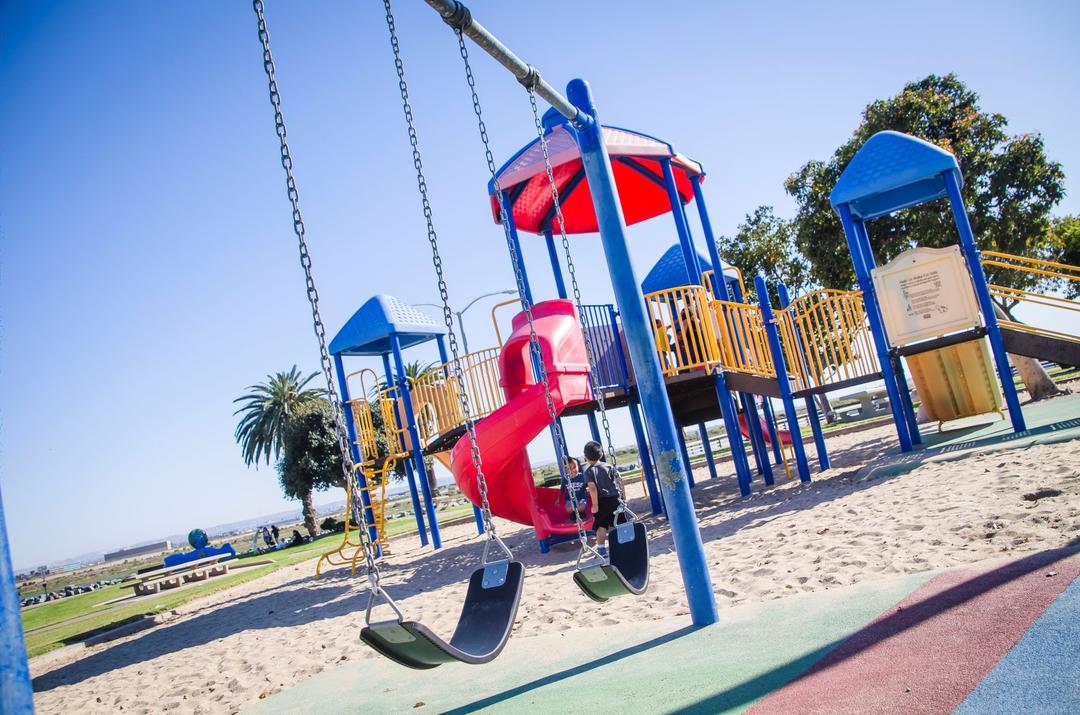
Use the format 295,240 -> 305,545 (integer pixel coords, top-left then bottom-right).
233,366 -> 325,467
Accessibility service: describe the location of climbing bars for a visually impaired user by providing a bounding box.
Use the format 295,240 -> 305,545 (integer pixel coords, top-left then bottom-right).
981,250 -> 1080,345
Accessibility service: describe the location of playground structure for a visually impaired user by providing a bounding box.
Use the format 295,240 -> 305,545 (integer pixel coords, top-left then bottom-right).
163,528 -> 234,569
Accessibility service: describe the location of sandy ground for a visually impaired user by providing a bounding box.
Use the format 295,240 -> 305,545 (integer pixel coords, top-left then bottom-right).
30,421 -> 1080,714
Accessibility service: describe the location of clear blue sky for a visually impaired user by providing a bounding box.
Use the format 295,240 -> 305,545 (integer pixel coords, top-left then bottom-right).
2,1 -> 1077,570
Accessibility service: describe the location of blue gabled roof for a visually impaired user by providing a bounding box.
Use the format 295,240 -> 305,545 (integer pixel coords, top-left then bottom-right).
641,243 -> 736,293
329,294 -> 446,357
830,131 -> 962,220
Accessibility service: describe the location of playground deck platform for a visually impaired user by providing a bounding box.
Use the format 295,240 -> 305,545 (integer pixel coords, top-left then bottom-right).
252,546 -> 1080,714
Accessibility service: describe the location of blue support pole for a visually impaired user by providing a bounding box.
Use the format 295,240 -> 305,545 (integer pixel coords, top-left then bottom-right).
389,335 -> 442,550
334,354 -> 382,552
707,249 -> 756,493
776,284 -> 831,470
500,191 -> 535,305
943,172 -> 1026,433
891,355 -> 922,446
714,374 -> 752,496
661,158 -> 703,285
756,275 -> 812,483
677,429 -> 697,489
628,397 -> 664,515
567,79 -> 716,626
586,412 -> 602,443
435,337 -> 483,534
742,393 -> 775,485
382,353 -> 428,546
836,205 -> 913,452
697,423 -> 718,480
544,230 -> 569,299
691,175 -> 725,298
849,222 -> 923,447
760,396 -> 784,464
0,486 -> 33,715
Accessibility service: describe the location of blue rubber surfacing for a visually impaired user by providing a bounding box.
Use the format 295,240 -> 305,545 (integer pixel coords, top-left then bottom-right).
953,574 -> 1080,715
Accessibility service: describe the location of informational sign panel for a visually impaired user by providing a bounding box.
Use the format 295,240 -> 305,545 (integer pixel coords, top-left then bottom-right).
871,245 -> 982,347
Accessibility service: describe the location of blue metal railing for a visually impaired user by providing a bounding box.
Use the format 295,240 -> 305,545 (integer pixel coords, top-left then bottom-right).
580,303 -> 629,391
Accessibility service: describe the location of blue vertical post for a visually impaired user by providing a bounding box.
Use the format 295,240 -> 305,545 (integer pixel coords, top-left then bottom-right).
697,423 -> 718,480
760,396 -> 784,463
705,246 -> 755,493
0,486 -> 33,715
500,191 -> 535,305
714,375 -> 752,496
837,205 -> 913,452
568,78 -> 717,626
628,398 -> 663,515
390,335 -> 442,549
691,175 -> 725,297
739,393 -> 773,483
334,354 -> 382,553
891,355 -> 922,446
943,172 -> 1026,433
776,283 -> 831,470
756,275 -> 812,483
849,220 -> 923,447
661,158 -> 703,284
435,336 -> 483,534
677,429 -> 696,489
382,353 -> 428,546
586,412 -> 602,442
544,229 -> 569,299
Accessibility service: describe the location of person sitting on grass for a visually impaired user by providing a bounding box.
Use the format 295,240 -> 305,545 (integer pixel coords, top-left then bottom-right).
582,440 -> 622,559
559,456 -> 589,523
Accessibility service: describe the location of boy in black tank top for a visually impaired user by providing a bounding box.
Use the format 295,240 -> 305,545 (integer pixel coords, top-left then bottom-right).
583,440 -> 621,556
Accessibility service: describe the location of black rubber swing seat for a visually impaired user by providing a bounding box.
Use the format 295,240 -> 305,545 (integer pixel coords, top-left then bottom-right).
573,521 -> 650,602
360,560 -> 524,669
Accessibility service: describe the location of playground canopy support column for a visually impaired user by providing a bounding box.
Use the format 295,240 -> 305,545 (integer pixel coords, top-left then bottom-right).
381,354 -> 429,546
755,275 -> 812,483
891,355 -> 922,447
544,230 -> 569,299
713,374 -> 751,495
586,412 -> 602,443
566,78 -> 717,626
661,158 -> 702,285
776,284 -> 831,470
740,392 -> 774,484
436,336 -> 484,534
690,175 -> 725,300
697,424 -> 719,480
500,192 -> 535,305
0,486 -> 33,715
629,397 -> 664,515
943,172 -> 1027,433
334,354 -> 383,552
836,205 -> 914,452
389,335 -> 442,550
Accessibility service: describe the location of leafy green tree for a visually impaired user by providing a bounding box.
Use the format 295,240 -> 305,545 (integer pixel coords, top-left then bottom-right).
716,205 -> 810,304
277,400 -> 344,537
785,73 -> 1066,318
233,366 -> 324,467
1052,215 -> 1080,299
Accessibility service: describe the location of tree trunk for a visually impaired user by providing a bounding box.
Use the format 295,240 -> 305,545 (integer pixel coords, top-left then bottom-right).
301,488 -> 319,538
814,393 -> 837,423
992,304 -> 1062,401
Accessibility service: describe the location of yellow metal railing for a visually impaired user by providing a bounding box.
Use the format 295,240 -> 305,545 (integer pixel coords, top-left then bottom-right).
702,266 -> 748,300
776,289 -> 878,391
345,369 -> 382,465
709,299 -> 775,378
982,250 -> 1080,344
315,458 -> 395,577
408,347 -> 506,447
644,285 -> 720,376
379,384 -> 412,458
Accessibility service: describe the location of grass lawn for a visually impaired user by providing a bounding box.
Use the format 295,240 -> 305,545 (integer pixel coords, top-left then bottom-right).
21,503 -> 477,659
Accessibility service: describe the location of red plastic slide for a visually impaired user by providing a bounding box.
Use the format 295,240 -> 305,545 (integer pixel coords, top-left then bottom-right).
738,412 -> 792,446
450,300 -> 594,543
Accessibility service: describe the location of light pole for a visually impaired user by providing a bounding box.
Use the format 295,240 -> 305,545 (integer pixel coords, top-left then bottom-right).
416,289 -> 517,354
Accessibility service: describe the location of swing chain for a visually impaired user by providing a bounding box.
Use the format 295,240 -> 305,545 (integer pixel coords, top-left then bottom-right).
384,0 -> 506,557
252,0 -> 381,580
454,30 -> 595,548
526,90 -> 630,510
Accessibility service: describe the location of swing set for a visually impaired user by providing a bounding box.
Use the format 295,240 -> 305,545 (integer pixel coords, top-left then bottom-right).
252,0 -> 680,669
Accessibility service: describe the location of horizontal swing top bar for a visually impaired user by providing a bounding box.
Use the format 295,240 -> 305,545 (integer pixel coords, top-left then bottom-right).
423,0 -> 591,127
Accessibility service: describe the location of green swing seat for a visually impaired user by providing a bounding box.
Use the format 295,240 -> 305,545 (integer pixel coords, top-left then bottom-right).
573,521 -> 650,602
